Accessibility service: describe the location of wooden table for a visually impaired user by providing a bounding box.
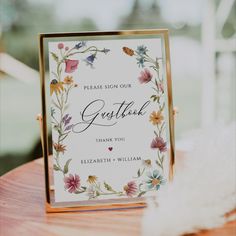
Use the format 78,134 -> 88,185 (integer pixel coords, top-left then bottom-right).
0,158 -> 235,236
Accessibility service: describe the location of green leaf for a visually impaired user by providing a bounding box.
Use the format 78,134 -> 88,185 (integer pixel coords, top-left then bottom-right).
50,52 -> 59,62
59,134 -> 69,143
150,94 -> 160,103
154,131 -> 159,137
51,108 -> 55,117
63,158 -> 72,174
133,168 -> 145,178
156,160 -> 163,170
53,164 -> 60,171
58,130 -> 62,135
74,190 -> 85,194
137,169 -> 141,177
138,183 -> 144,192
52,100 -> 60,109
155,79 -> 158,87
161,103 -> 165,111
156,160 -> 161,168
104,182 -> 114,192
152,87 -> 159,93
138,191 -> 146,197
161,155 -> 165,164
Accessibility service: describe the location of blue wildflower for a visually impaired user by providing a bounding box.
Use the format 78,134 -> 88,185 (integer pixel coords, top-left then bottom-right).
136,57 -> 145,68
51,108 -> 55,117
145,169 -> 166,191
136,45 -> 148,56
85,54 -> 96,67
75,41 -> 86,49
101,48 -> 110,54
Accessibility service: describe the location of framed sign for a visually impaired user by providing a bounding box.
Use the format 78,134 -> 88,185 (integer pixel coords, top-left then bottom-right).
38,29 -> 175,212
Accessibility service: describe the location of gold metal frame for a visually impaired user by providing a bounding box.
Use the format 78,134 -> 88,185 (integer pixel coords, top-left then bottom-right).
38,29 -> 175,213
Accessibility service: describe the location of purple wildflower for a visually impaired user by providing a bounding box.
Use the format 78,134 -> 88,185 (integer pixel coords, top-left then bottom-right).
123,181 -> 137,197
62,114 -> 72,126
65,124 -> 73,131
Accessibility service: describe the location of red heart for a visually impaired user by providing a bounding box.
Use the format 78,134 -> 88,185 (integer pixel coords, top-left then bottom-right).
108,147 -> 113,151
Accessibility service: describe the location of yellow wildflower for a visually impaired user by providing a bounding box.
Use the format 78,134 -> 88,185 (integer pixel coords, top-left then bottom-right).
87,175 -> 98,184
63,76 -> 74,85
50,79 -> 64,95
149,111 -> 164,125
143,159 -> 152,167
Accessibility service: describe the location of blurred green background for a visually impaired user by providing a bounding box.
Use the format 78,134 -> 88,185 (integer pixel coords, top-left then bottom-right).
0,0 -> 235,175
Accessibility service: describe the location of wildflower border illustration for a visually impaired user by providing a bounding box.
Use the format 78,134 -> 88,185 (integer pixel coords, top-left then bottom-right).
50,42 -> 166,200
122,45 -> 168,195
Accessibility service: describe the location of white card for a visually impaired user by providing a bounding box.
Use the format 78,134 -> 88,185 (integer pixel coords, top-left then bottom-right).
45,33 -> 174,206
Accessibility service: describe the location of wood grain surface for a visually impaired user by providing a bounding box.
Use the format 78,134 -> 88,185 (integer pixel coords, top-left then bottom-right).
0,157 -> 235,236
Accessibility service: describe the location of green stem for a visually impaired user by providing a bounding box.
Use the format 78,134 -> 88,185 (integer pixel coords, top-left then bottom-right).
54,154 -> 64,174
51,115 -> 59,126
56,61 -> 63,82
99,191 -> 124,196
55,93 -> 62,109
59,132 -> 70,142
159,122 -> 165,136
144,54 -> 156,64
65,84 -> 74,104
59,49 -> 64,59
157,151 -> 164,170
66,46 -> 101,57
